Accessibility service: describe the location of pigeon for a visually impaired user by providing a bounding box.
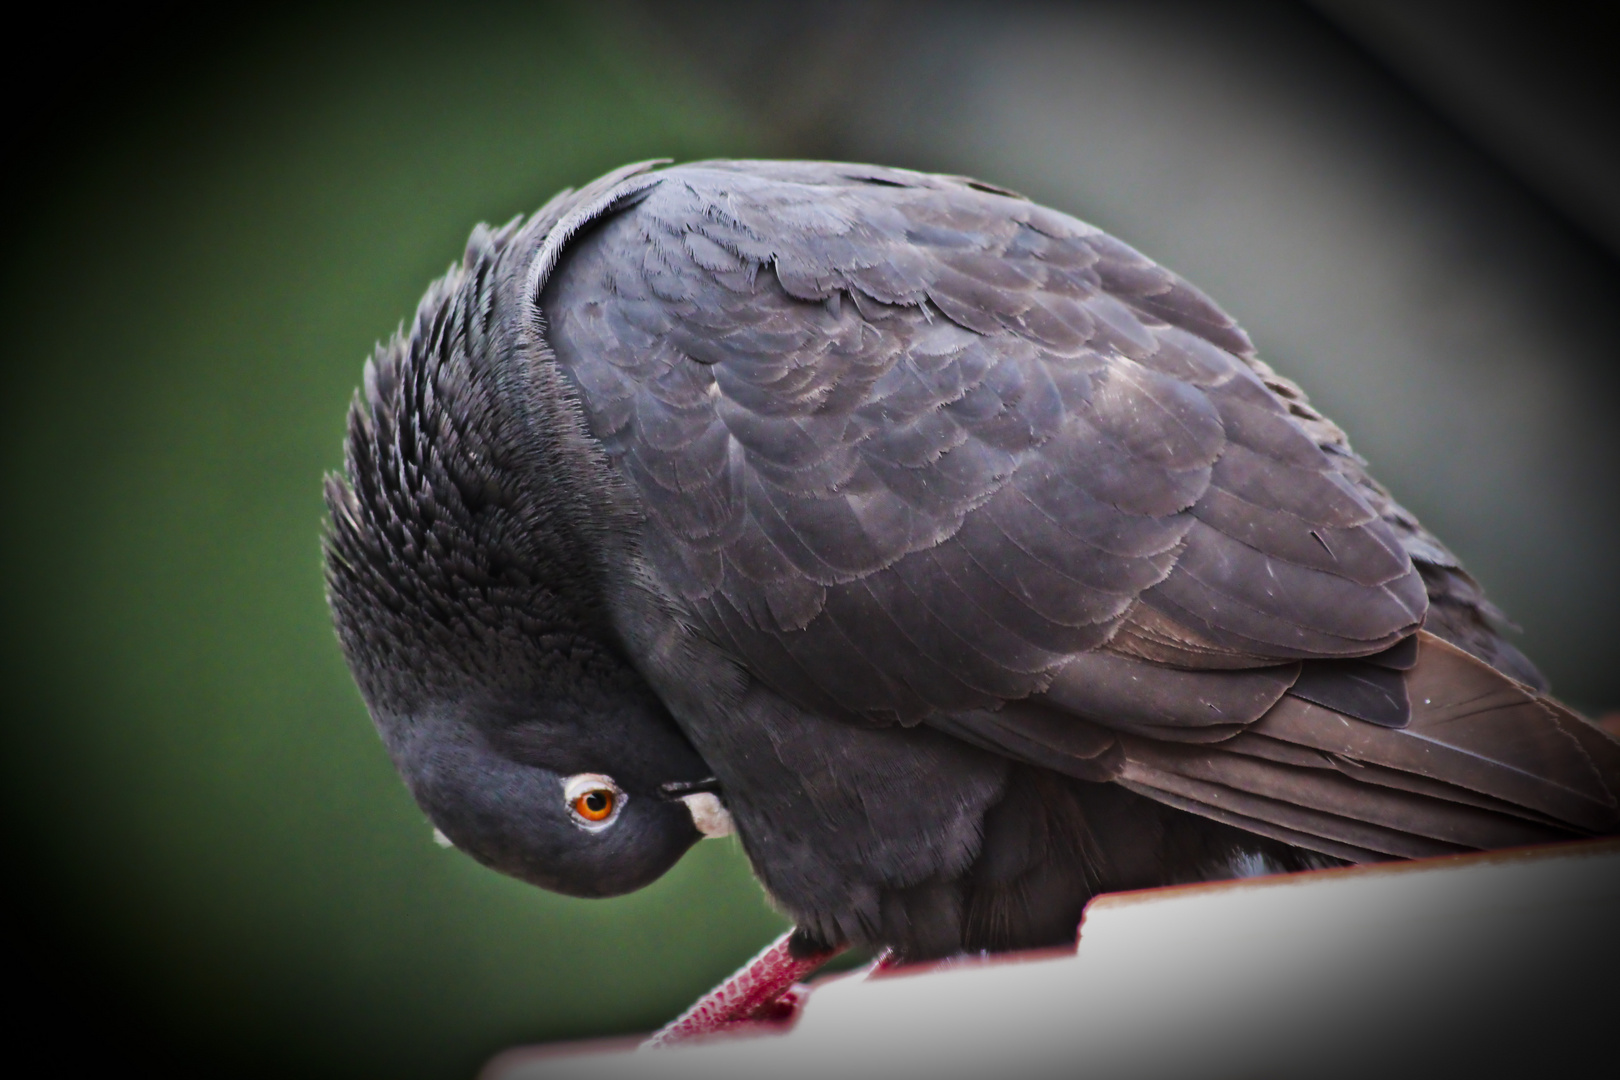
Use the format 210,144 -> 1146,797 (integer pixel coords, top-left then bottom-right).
324,159 -> 1620,965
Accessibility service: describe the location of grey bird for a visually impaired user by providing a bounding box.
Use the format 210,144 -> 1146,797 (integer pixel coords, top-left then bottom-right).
324,159 -> 1620,961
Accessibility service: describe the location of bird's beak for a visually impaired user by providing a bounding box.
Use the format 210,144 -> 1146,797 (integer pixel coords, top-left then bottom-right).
660,776 -> 723,798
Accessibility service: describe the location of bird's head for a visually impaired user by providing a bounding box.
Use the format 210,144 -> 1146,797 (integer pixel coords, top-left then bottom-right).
369,686 -> 725,899
322,219 -> 723,898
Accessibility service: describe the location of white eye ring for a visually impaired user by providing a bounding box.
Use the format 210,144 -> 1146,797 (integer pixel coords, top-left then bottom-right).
563,773 -> 625,832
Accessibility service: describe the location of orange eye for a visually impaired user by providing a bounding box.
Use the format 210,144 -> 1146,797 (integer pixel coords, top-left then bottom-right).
571,788 -> 617,822
563,773 -> 624,829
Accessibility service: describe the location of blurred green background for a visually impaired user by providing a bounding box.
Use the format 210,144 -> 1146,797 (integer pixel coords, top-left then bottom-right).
5,3 -> 1618,1078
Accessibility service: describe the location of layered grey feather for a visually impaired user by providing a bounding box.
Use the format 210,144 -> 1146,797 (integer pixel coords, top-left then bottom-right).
541,163 -> 1428,711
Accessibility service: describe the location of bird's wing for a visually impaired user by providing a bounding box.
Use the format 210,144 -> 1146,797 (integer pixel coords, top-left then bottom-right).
538,160 -> 1425,722
533,161 -> 1616,855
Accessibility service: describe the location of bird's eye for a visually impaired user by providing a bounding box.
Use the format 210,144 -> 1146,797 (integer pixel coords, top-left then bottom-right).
573,788 -> 616,821
563,773 -> 624,831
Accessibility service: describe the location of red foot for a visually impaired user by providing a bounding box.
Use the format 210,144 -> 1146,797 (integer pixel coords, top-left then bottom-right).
641,931 -> 845,1047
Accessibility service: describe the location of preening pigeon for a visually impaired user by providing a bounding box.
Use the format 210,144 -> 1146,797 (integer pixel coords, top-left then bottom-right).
324,160 -> 1620,965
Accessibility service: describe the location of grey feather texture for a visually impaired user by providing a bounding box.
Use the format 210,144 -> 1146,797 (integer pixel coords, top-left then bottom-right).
325,160 -> 1618,960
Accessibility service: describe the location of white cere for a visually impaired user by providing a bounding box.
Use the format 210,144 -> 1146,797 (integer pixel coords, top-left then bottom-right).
680,792 -> 735,839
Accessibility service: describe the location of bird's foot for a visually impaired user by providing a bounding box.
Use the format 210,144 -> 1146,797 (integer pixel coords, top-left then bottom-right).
640,929 -> 847,1048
